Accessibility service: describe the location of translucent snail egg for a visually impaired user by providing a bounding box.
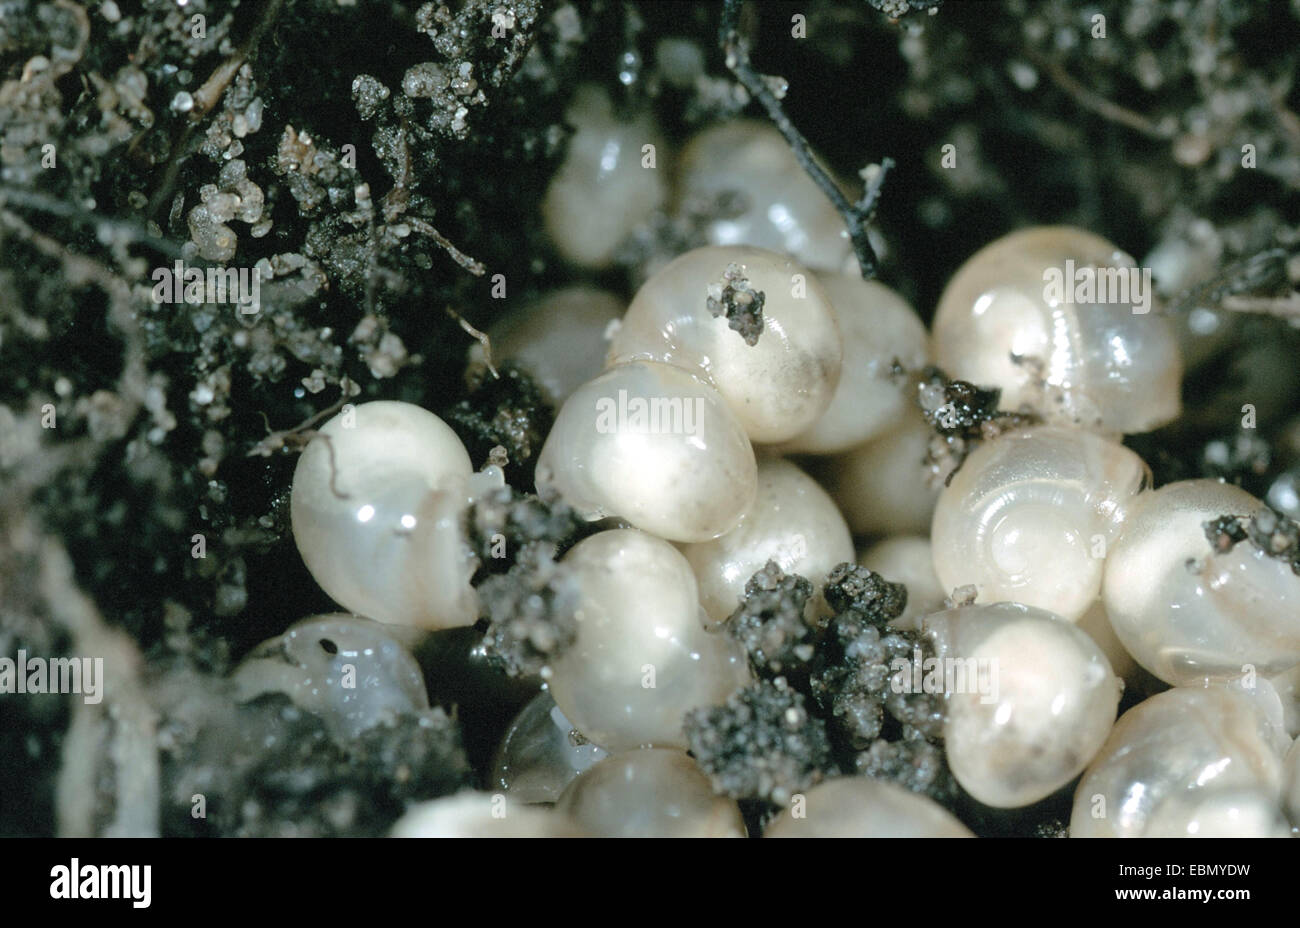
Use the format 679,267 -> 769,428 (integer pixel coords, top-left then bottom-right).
535,360 -> 757,542
932,226 -> 1183,434
680,456 -> 854,625
290,400 -> 479,630
1069,685 -> 1288,838
1101,479 -> 1300,686
232,613 -> 428,740
390,791 -> 587,838
675,120 -> 856,273
541,84 -> 666,270
764,777 -> 973,838
608,245 -> 842,444
489,691 -> 608,804
822,405 -> 940,537
778,274 -> 930,455
475,286 -> 624,406
555,748 -> 746,838
930,425 -> 1150,622
924,602 -> 1121,808
858,536 -> 945,630
547,529 -> 752,751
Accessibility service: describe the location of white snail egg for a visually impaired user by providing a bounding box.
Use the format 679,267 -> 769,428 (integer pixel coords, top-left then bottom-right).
778,274 -> 930,455
763,777 -> 974,838
232,613 -> 428,740
290,400 -> 479,630
932,226 -> 1183,434
1069,685 -> 1288,837
390,791 -> 587,838
1074,600 -> 1139,686
924,602 -> 1121,808
535,360 -> 757,542
822,405 -> 941,537
542,84 -> 666,270
675,120 -> 856,273
489,691 -> 608,804
476,286 -> 624,406
608,244 -> 842,444
680,456 -> 854,626
930,425 -> 1150,622
555,748 -> 746,838
858,535 -> 945,630
1101,479 -> 1300,686
547,529 -> 752,752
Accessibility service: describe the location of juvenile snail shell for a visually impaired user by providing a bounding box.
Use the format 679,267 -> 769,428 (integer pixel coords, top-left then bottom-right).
1142,788 -> 1291,838
858,535 -> 945,630
390,791 -> 587,838
924,602 -> 1121,808
477,286 -> 624,406
675,121 -> 856,273
547,529 -> 752,751
232,613 -> 428,740
290,400 -> 479,630
932,226 -> 1183,434
542,84 -> 666,270
608,245 -> 842,444
681,456 -> 854,625
1284,738 -> 1300,826
930,425 -> 1150,622
1102,479 -> 1300,686
764,777 -> 973,838
489,691 -> 608,804
535,360 -> 757,542
822,405 -> 941,537
555,749 -> 746,838
779,274 -> 929,455
1069,685 -> 1288,838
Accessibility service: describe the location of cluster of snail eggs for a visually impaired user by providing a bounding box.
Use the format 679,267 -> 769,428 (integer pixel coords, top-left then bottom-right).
275,100 -> 1300,836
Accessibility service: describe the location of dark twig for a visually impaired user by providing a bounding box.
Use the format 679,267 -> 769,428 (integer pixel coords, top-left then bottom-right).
719,0 -> 888,279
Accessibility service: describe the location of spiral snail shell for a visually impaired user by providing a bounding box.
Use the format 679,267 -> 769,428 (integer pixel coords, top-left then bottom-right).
930,425 -> 1150,622
932,226 -> 1183,435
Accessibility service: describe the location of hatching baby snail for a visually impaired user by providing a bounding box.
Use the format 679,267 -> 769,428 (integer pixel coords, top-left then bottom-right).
546,528 -> 752,752
932,226 -> 1183,435
1070,684 -> 1290,837
1102,479 -> 1300,686
232,613 -> 428,740
290,401 -> 485,630
490,691 -> 608,804
608,244 -> 843,444
923,602 -> 1122,808
930,425 -> 1150,622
